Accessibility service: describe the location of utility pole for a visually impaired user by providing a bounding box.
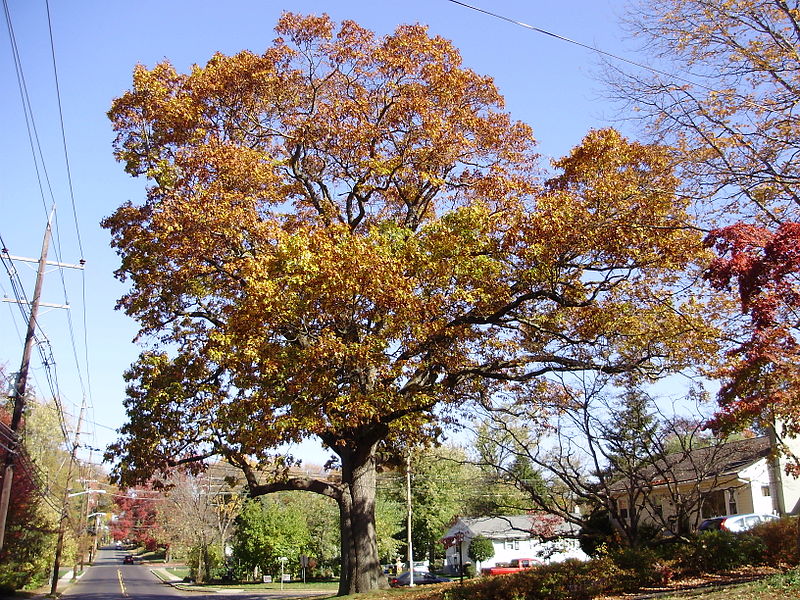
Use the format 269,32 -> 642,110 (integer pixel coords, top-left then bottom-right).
406,449 -> 414,587
0,214 -> 84,550
50,403 -> 85,596
0,218 -> 51,550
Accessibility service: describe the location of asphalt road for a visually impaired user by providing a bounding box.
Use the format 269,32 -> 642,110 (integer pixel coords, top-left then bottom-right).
60,547 -> 330,600
60,547 -> 184,600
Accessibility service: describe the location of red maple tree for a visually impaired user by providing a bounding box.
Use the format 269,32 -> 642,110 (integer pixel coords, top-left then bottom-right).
111,488 -> 161,550
705,222 -> 800,437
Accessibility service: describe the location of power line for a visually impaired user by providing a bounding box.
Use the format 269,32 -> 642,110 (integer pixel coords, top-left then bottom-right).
0,245 -> 54,410
44,0 -> 83,259
38,400 -> 118,434
1,0 -> 58,217
43,0 -> 93,435
3,22 -> 89,419
444,0 -> 733,99
1,236 -> 76,447
2,0 -> 95,453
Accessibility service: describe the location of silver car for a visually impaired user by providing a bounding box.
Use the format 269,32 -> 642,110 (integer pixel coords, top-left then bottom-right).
698,512 -> 779,532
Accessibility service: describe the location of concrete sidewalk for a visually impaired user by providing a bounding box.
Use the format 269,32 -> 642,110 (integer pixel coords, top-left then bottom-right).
150,567 -> 183,583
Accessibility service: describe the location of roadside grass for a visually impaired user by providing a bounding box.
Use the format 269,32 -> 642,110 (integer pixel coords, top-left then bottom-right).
164,566 -> 189,579
180,578 -> 339,591
208,581 -> 338,590
136,547 -> 166,562
157,565 -> 338,590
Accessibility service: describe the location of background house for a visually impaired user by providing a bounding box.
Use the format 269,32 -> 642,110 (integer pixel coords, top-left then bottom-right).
611,432 -> 800,533
440,514 -> 586,574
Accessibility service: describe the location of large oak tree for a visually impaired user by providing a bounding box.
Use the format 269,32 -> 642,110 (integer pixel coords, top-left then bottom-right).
105,13 -> 712,594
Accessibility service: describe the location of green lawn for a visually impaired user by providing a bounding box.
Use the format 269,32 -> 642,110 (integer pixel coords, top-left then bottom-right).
136,548 -> 166,561
160,565 -> 338,590
169,573 -> 339,591
162,566 -> 188,578
198,580 -> 338,590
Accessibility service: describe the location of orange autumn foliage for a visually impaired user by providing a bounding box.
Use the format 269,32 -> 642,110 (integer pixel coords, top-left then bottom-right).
104,13 -> 715,594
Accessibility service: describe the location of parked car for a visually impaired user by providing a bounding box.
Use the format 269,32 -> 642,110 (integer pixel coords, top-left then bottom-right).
389,571 -> 450,587
482,557 -> 540,576
698,512 -> 779,533
122,555 -> 135,564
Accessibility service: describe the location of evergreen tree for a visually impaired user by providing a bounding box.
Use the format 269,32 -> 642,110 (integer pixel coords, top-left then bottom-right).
602,388 -> 661,475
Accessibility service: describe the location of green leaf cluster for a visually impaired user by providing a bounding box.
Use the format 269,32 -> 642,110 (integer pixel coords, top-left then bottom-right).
232,495 -> 313,576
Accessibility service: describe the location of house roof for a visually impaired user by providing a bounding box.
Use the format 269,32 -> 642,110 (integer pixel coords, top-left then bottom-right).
459,515 -> 537,539
443,514 -> 578,541
609,436 -> 771,492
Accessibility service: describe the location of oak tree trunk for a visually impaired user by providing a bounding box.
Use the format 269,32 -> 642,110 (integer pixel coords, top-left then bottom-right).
336,443 -> 387,595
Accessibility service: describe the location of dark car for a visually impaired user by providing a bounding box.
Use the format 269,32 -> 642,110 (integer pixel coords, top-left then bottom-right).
698,512 -> 778,533
123,555 -> 135,564
389,571 -> 450,587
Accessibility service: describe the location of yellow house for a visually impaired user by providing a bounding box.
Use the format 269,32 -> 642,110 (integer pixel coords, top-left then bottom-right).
610,434 -> 800,533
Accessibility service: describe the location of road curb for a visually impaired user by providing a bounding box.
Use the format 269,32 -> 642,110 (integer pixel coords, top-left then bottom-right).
149,569 -> 216,594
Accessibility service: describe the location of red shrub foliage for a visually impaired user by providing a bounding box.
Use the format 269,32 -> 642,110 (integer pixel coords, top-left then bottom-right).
751,516 -> 800,567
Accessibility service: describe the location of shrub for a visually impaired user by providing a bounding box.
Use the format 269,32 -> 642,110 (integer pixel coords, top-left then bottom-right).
432,557 -> 631,600
468,535 -> 495,564
187,543 -> 222,583
670,530 -> 765,574
609,546 -> 664,587
579,511 -> 616,556
522,558 -> 631,600
751,516 -> 799,567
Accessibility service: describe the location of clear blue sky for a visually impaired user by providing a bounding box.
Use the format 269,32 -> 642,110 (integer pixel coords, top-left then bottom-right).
0,0 -> 633,466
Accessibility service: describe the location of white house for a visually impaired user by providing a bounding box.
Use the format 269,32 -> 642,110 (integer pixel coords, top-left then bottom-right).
440,514 -> 587,574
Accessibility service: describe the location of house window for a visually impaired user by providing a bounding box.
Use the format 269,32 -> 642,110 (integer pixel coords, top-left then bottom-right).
702,490 -> 726,518
504,540 -> 519,551
617,499 -> 629,521
762,486 -> 771,497
727,489 -> 738,515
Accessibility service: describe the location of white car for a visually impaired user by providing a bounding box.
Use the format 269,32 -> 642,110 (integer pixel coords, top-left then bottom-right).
698,512 -> 779,533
